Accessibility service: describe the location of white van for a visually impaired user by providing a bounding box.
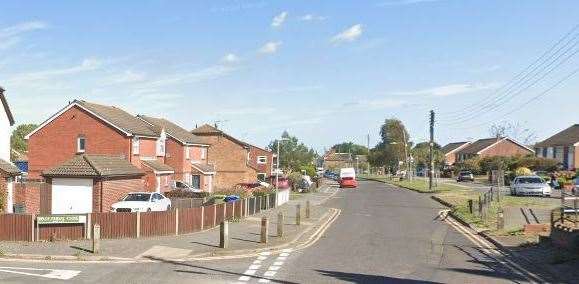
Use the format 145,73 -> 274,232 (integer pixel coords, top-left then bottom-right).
340,168 -> 356,179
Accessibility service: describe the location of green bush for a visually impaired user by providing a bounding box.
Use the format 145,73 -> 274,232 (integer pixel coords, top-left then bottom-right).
164,190 -> 210,199
514,167 -> 532,176
288,172 -> 303,190
299,165 -> 316,177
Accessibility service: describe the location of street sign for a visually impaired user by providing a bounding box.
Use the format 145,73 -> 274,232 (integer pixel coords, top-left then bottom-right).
37,215 -> 87,225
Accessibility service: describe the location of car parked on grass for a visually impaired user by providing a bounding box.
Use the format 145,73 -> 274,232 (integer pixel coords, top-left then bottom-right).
111,192 -> 172,212
456,171 -> 474,182
510,176 -> 551,197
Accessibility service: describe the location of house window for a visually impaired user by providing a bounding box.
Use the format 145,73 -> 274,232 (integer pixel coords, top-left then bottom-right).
157,132 -> 166,156
186,147 -> 190,160
77,136 -> 86,153
200,148 -> 207,160
257,156 -> 267,164
132,137 -> 140,155
257,173 -> 266,182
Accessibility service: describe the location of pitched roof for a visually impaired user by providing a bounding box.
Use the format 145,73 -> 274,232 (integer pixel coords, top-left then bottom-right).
191,124 -> 249,148
324,153 -> 352,162
142,159 -> 174,173
191,163 -> 216,174
441,142 -> 470,154
458,138 -> 501,155
0,87 -> 15,126
43,155 -> 145,178
535,124 -> 579,147
138,115 -> 207,145
0,159 -> 21,176
75,101 -> 158,137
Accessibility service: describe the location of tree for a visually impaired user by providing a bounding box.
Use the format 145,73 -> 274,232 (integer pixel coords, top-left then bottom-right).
10,124 -> 38,161
489,121 -> 537,145
368,118 -> 411,173
331,142 -> 368,155
268,131 -> 317,172
411,142 -> 444,168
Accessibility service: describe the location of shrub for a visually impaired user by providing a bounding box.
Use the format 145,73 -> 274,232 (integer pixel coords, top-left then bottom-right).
514,167 -> 532,176
299,165 -> 316,177
288,172 -> 303,190
164,190 -> 210,199
252,187 -> 276,197
214,186 -> 252,198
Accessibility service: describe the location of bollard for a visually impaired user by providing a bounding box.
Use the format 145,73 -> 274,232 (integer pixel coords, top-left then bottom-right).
468,199 -> 474,215
296,204 -> 301,225
92,224 -> 101,254
220,221 -> 229,248
261,217 -> 269,244
277,212 -> 284,237
497,210 -> 504,230
306,200 -> 311,219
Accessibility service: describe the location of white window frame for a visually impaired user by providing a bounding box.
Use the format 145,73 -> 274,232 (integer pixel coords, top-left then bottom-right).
200,148 -> 207,159
77,136 -> 86,153
185,147 -> 190,160
257,173 -> 267,182
257,156 -> 267,164
132,137 -> 140,155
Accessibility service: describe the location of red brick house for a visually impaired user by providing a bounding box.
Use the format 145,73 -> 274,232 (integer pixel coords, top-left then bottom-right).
138,116 -> 214,192
441,141 -> 471,166
455,137 -> 534,162
0,88 -> 21,213
248,144 -> 274,182
535,124 -> 579,170
42,155 -> 145,213
26,100 -> 172,192
191,124 -> 257,189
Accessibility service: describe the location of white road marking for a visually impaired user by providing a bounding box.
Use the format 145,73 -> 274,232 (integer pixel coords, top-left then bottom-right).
258,279 -> 270,283
263,271 -> 277,277
253,260 -> 262,264
258,252 -> 271,256
238,275 -> 251,281
248,265 -> 261,270
243,270 -> 256,275
273,261 -> 284,266
268,266 -> 280,271
257,256 -> 268,260
281,249 -> 292,253
276,256 -> 287,261
0,267 -> 81,280
279,253 -> 290,257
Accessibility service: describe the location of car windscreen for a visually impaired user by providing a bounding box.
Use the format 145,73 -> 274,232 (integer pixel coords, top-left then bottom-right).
459,172 -> 471,176
124,193 -> 151,201
517,177 -> 543,184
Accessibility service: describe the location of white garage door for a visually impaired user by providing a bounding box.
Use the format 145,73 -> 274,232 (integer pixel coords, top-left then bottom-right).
51,178 -> 93,214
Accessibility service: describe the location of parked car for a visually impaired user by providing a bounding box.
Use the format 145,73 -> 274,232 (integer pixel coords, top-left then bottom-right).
171,180 -> 200,192
510,176 -> 551,197
456,171 -> 474,182
111,192 -> 172,212
339,168 -> 358,188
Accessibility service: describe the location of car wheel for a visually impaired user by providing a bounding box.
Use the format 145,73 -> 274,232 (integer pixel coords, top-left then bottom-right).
167,205 -> 171,211
147,208 -> 152,212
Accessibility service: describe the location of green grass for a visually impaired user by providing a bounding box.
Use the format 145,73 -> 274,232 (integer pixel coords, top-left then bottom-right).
359,175 -> 463,193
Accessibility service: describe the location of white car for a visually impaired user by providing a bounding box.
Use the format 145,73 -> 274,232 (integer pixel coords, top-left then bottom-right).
510,176 -> 551,197
111,192 -> 172,212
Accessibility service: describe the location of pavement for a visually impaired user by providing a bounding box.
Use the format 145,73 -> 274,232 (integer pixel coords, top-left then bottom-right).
0,180 -> 568,283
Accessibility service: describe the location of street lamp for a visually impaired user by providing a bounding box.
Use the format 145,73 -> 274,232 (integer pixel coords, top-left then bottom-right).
275,137 -> 289,189
390,139 -> 410,179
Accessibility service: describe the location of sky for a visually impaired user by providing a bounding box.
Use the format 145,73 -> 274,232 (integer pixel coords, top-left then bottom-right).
2,0 -> 579,153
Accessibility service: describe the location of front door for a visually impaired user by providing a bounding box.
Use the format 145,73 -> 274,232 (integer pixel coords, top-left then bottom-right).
191,175 -> 201,189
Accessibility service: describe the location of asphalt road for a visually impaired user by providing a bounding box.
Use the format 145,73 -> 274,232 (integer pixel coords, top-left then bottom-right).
0,180 -> 556,283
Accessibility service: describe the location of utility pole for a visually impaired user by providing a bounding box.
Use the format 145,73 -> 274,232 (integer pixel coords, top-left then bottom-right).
429,110 -> 435,191
367,134 -> 370,175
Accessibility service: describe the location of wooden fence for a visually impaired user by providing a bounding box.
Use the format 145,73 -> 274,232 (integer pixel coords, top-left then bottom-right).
0,193 -> 279,242
169,198 -> 206,209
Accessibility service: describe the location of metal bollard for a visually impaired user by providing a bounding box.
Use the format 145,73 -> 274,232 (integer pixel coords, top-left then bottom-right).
92,224 -> 101,254
296,204 -> 301,225
468,199 -> 474,215
261,217 -> 269,244
220,221 -> 229,248
497,210 -> 504,230
306,200 -> 311,219
277,212 -> 284,237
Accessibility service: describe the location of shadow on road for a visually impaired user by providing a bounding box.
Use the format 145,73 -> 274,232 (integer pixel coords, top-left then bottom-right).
145,256 -> 299,284
315,270 -> 441,283
189,241 -> 219,248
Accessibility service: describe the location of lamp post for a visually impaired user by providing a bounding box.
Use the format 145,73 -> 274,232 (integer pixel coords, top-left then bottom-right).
275,137 -> 289,189
390,133 -> 410,179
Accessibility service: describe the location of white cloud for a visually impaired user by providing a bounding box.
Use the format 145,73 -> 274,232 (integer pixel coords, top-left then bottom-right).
392,82 -> 500,97
300,14 -> 326,22
218,106 -> 276,116
378,0 -> 441,6
331,24 -> 363,43
271,11 -> 288,28
136,65 -> 235,90
111,70 -> 146,84
258,41 -> 282,54
221,53 -> 240,63
5,58 -> 103,87
0,21 -> 48,50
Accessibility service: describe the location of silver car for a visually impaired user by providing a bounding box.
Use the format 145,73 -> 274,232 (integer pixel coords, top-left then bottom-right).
510,176 -> 551,197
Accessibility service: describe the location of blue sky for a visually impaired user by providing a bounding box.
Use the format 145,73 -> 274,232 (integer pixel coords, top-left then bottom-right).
2,0 -> 579,152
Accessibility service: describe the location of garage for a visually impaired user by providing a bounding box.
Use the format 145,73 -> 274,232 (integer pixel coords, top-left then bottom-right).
43,154 -> 145,213
51,178 -> 93,214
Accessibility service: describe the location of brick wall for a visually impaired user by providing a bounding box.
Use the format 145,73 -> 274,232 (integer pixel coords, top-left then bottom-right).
444,153 -> 457,165
13,183 -> 43,214
0,175 -> 5,213
28,106 -> 132,179
479,139 -> 534,158
96,178 -> 144,213
249,146 -> 273,176
165,138 -> 186,180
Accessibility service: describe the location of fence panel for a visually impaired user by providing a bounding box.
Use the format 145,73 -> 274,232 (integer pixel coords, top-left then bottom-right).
203,205 -> 216,229
248,198 -> 256,215
0,214 -> 33,241
215,203 -> 225,224
269,194 -> 276,209
178,207 -> 203,234
37,223 -> 84,241
225,202 -> 234,220
140,211 -> 177,237
92,212 -> 137,239
256,197 -> 262,213
169,198 -> 206,209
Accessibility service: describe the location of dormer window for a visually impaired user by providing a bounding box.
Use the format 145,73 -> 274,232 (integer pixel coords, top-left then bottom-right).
77,136 -> 86,153
132,137 -> 140,155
